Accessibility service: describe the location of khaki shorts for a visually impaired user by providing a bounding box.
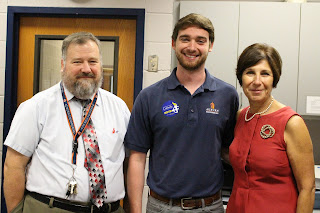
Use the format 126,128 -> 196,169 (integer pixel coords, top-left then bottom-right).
11,198 -> 24,213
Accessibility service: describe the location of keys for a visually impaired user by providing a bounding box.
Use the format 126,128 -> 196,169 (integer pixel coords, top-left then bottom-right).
66,167 -> 78,199
66,177 -> 78,198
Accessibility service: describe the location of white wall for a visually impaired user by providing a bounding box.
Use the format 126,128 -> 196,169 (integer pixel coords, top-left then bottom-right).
0,1 -> 8,205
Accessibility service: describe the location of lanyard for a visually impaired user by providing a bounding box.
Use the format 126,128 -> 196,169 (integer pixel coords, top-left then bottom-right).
60,82 -> 98,165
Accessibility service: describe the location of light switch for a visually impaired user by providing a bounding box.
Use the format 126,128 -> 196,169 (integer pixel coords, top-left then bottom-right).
148,55 -> 158,72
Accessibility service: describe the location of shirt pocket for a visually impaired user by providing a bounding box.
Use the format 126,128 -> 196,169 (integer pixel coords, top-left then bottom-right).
99,129 -> 125,162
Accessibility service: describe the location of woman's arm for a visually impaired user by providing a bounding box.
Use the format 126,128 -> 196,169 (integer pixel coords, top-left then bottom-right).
285,115 -> 315,213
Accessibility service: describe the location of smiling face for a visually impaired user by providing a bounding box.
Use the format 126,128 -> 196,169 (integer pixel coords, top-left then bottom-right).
242,59 -> 274,104
172,26 -> 213,72
61,40 -> 103,99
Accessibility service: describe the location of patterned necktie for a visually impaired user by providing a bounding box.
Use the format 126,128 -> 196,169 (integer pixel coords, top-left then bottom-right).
81,99 -> 107,208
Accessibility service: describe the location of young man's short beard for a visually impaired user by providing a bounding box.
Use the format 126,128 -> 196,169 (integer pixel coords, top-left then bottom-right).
176,52 -> 207,72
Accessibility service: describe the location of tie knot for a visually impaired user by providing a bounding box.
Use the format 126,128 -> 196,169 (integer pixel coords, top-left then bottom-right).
74,97 -> 91,108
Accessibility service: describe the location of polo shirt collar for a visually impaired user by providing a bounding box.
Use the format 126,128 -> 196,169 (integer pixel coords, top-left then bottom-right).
167,68 -> 180,90
167,68 -> 217,91
203,69 -> 216,91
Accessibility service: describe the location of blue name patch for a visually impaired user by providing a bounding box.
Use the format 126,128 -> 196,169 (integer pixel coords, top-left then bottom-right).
162,101 -> 179,117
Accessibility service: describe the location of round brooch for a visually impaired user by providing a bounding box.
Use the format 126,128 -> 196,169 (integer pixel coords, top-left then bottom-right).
260,124 -> 275,139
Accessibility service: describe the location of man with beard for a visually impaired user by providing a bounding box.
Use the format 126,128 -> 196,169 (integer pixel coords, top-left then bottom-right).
125,13 -> 239,212
4,32 -> 130,213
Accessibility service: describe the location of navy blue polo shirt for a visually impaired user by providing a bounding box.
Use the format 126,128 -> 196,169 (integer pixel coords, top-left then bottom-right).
125,68 -> 239,198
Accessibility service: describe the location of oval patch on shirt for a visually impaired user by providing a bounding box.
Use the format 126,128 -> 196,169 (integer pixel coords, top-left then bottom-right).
162,101 -> 179,117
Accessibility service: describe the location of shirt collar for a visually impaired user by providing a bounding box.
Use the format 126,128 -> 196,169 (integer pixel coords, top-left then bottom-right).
203,69 -> 216,91
167,68 -> 181,90
62,82 -> 75,101
167,68 -> 217,91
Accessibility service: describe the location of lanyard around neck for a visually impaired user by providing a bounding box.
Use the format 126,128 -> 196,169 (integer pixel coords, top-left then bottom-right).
60,82 -> 98,165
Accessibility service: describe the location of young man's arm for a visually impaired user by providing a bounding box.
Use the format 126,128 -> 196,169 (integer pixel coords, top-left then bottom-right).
127,150 -> 147,213
123,156 -> 130,212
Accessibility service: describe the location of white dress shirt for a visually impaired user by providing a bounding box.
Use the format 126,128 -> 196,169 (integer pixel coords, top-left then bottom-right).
5,83 -> 130,202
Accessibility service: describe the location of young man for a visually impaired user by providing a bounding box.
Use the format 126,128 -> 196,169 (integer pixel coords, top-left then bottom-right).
125,13 -> 239,212
4,32 -> 130,213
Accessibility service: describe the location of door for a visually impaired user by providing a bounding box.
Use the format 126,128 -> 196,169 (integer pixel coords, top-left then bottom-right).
17,16 -> 136,110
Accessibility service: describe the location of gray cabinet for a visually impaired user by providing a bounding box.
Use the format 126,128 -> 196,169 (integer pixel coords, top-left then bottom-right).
238,2 -> 300,110
298,3 -> 320,116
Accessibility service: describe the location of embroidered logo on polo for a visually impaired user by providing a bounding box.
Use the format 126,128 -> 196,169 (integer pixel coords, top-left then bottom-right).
206,101 -> 219,114
162,101 -> 180,117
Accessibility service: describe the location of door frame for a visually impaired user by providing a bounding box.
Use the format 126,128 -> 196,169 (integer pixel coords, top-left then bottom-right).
3,6 -> 145,212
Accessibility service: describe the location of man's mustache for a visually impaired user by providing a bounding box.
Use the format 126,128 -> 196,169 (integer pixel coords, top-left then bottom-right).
76,73 -> 95,78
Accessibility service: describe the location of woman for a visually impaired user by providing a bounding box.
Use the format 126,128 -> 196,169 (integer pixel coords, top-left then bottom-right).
227,43 -> 315,213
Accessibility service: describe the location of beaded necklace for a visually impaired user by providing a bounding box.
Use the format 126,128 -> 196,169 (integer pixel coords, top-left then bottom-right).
245,97 -> 274,122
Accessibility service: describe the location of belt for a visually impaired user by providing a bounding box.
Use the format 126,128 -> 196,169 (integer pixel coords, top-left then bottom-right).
150,190 -> 221,210
28,191 -> 120,213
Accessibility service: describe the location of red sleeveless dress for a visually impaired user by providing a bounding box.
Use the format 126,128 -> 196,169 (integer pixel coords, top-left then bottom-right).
227,106 -> 299,213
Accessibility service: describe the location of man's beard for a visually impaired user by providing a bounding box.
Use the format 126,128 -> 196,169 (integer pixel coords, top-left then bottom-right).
175,51 -> 207,71
61,70 -> 103,99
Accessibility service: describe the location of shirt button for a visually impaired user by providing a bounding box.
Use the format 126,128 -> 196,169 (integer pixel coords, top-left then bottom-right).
190,109 -> 194,113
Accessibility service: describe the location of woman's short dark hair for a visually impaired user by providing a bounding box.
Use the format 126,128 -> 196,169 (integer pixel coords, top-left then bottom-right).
236,43 -> 282,88
171,13 -> 214,44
